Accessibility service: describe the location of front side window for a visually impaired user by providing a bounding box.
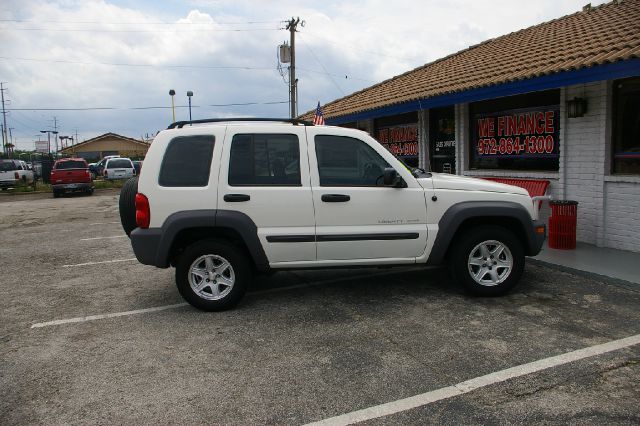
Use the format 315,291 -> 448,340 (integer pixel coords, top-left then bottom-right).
315,135 -> 391,186
228,134 -> 300,186
613,77 -> 640,175
159,135 -> 215,187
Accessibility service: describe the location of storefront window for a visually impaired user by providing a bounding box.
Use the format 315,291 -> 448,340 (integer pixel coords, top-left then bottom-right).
469,90 -> 560,171
374,112 -> 419,168
613,77 -> 640,175
429,106 -> 456,173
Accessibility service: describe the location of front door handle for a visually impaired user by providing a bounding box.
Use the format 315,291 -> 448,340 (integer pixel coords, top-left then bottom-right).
321,194 -> 350,202
224,194 -> 250,202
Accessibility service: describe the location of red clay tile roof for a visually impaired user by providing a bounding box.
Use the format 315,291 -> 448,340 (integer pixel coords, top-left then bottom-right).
301,0 -> 640,121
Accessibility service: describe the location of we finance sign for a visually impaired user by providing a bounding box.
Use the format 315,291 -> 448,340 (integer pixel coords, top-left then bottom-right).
376,124 -> 418,158
472,106 -> 560,158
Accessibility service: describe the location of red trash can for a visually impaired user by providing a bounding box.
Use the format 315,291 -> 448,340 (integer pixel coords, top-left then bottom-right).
548,200 -> 578,249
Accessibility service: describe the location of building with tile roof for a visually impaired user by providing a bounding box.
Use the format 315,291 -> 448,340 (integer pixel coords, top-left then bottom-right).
301,0 -> 640,252
59,132 -> 150,161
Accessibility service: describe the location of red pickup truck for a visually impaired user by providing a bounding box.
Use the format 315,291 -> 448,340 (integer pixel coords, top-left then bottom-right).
50,158 -> 94,198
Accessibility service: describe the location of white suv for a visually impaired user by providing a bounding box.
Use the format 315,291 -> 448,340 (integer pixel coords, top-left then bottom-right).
119,118 -> 545,311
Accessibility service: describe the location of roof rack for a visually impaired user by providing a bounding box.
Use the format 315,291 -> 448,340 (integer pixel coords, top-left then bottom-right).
167,118 -> 314,129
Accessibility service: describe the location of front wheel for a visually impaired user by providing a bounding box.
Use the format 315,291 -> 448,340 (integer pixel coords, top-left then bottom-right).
448,226 -> 524,296
175,240 -> 251,311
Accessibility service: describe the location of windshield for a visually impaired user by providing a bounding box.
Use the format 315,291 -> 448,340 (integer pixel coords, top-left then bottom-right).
0,161 -> 17,172
55,161 -> 86,169
107,159 -> 132,168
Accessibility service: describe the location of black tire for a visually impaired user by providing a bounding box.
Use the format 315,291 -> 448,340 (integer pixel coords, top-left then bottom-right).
86,187 -> 94,196
53,190 -> 60,198
175,239 -> 251,311
119,177 -> 138,237
448,225 -> 524,296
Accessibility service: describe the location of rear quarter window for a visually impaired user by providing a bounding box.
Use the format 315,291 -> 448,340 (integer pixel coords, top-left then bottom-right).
0,161 -> 17,172
107,159 -> 133,169
159,135 -> 215,187
55,161 -> 87,169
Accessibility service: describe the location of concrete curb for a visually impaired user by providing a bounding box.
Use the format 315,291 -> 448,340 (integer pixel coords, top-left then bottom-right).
528,257 -> 639,293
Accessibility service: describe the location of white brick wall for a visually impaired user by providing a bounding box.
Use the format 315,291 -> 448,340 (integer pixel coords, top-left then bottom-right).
603,180 -> 640,251
563,81 -> 608,246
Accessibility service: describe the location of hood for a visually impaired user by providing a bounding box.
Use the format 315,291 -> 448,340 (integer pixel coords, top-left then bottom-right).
427,173 -> 530,196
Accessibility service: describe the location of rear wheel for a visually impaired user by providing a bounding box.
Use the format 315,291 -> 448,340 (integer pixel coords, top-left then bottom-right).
52,190 -> 60,198
119,177 -> 138,237
175,240 -> 251,311
448,226 -> 524,296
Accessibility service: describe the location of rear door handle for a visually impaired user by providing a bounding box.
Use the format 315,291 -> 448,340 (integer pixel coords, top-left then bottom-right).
321,194 -> 350,202
224,194 -> 250,202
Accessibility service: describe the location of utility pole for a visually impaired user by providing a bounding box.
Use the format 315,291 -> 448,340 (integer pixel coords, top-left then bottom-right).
52,116 -> 59,154
9,127 -> 13,155
1,83 -> 8,155
286,17 -> 301,119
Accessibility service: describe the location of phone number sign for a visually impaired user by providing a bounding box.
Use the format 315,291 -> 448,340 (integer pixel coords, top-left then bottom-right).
472,106 -> 560,158
376,124 -> 419,158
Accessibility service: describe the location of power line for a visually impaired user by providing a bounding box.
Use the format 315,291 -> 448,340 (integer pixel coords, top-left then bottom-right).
302,31 -> 424,63
0,56 -> 275,71
296,67 -> 375,84
0,56 -> 375,83
0,26 -> 279,33
0,19 -> 281,25
298,34 -> 345,96
7,101 -> 289,111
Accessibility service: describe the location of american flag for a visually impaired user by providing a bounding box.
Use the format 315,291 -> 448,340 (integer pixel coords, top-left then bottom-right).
313,101 -> 325,125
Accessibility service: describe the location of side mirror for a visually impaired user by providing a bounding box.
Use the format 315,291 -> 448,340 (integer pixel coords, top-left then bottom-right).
383,168 -> 405,187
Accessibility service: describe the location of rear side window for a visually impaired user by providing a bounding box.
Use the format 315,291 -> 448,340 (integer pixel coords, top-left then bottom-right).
228,134 -> 300,186
159,135 -> 215,187
55,161 -> 87,169
107,159 -> 133,169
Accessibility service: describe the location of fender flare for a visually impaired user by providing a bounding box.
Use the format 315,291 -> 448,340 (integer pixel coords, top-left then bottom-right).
426,201 -> 541,265
134,209 -> 269,271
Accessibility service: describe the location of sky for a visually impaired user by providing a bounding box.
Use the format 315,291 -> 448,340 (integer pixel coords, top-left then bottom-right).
0,0 -> 607,150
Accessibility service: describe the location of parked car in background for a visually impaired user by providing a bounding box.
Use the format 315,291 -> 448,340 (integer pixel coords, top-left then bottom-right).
31,161 -> 43,179
0,159 -> 35,189
104,157 -> 135,180
132,160 -> 143,176
50,158 -> 94,197
88,162 -> 97,178
91,155 -> 120,178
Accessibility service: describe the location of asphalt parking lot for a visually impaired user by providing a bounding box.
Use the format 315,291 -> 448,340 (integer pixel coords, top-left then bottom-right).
1,191 -> 639,425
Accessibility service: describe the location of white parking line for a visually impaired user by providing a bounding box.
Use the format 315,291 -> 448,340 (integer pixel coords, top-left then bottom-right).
80,235 -> 127,241
31,303 -> 188,328
304,333 -> 640,426
30,268 -> 423,328
62,258 -> 137,267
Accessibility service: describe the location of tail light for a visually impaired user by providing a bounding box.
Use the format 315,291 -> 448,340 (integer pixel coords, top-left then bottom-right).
14,172 -> 19,179
135,193 -> 150,229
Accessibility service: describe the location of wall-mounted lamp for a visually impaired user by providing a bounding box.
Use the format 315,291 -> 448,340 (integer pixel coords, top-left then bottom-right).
567,97 -> 588,118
